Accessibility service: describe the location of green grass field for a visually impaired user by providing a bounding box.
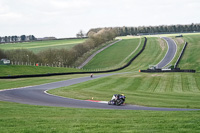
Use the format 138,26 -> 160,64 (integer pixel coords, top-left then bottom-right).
1,33 -> 200,132
0,74 -> 90,90
178,34 -> 200,71
0,65 -> 84,77
83,37 -> 143,70
0,39 -> 86,53
0,101 -> 200,133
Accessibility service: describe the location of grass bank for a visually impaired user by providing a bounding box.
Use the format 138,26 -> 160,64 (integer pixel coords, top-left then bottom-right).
83,37 -> 142,70
178,34 -> 200,71
0,65 -> 85,77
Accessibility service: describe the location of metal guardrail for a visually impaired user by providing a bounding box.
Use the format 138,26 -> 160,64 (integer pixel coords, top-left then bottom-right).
174,42 -> 187,68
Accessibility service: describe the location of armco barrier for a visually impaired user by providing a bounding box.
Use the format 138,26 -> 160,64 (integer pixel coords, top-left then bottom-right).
140,69 -> 196,73
0,38 -> 147,79
174,42 -> 187,68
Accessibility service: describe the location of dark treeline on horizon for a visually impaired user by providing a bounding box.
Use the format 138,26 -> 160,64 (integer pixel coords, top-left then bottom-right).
88,23 -> 200,36
0,35 -> 36,43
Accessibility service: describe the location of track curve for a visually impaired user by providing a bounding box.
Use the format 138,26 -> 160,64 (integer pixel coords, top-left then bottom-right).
0,73 -> 198,111
156,37 -> 177,68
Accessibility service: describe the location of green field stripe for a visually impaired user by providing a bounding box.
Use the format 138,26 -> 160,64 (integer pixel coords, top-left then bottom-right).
87,78 -> 121,92
122,78 -> 138,91
168,73 -> 174,92
187,74 -> 199,92
181,74 -> 189,92
148,76 -> 161,92
136,76 -> 154,92
195,74 -> 200,91
154,75 -> 168,93
173,74 -> 183,92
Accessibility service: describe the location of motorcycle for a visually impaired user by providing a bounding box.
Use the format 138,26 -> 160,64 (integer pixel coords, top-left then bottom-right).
108,94 -> 126,106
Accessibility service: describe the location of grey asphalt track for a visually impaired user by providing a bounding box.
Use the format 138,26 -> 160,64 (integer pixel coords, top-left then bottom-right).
0,73 -> 199,111
156,37 -> 177,68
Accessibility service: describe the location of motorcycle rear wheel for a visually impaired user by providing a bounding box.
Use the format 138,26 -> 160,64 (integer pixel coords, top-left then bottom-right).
116,99 -> 123,106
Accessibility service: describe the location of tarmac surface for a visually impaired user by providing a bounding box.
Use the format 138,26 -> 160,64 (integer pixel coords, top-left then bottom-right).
0,73 -> 199,111
156,37 -> 177,68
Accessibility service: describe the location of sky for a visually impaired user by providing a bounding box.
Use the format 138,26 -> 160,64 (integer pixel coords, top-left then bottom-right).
0,0 -> 199,38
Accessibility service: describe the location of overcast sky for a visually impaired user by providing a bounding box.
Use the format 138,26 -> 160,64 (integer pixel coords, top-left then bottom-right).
0,0 -> 199,38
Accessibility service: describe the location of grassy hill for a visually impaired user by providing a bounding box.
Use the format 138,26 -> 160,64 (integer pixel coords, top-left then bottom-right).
83,37 -> 143,70
0,38 -> 86,53
178,34 -> 200,71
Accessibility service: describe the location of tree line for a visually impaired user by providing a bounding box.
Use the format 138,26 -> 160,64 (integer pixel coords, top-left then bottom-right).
0,28 -> 118,67
88,23 -> 200,36
0,35 -> 36,43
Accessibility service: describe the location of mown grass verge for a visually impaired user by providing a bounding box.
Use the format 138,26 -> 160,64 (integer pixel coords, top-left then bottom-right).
0,65 -> 85,77
0,74 -> 89,90
0,101 -> 200,133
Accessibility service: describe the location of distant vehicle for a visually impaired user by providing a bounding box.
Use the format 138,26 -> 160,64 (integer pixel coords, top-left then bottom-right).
175,34 -> 183,37
108,94 -> 126,106
0,59 -> 10,65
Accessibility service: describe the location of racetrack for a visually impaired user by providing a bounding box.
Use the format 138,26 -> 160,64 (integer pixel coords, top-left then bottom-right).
0,37 -> 198,111
156,37 -> 177,68
0,73 -> 198,111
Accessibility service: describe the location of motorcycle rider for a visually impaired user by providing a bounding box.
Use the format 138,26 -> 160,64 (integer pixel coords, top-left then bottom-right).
109,94 -> 126,105
90,73 -> 93,78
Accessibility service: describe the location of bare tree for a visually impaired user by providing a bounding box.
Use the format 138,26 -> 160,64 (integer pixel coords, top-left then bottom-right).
76,30 -> 85,38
